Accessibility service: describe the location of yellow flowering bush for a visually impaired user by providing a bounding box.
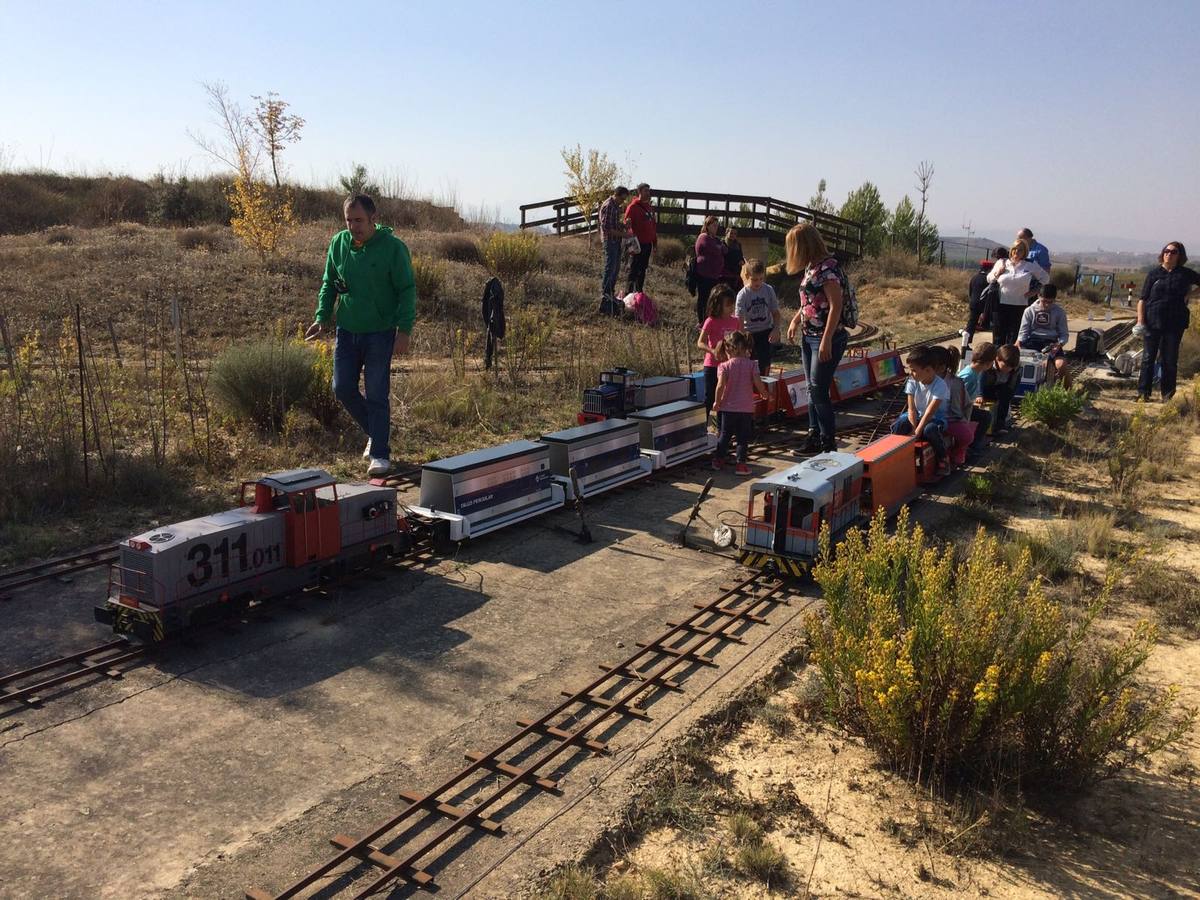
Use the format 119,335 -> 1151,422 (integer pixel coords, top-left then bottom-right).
807,508 -> 1194,789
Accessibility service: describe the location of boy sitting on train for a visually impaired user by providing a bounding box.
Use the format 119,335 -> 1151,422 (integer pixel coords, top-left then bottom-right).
959,342 -> 999,457
979,344 -> 1021,436
939,346 -> 977,466
1017,283 -> 1072,388
891,346 -> 950,475
712,330 -> 768,475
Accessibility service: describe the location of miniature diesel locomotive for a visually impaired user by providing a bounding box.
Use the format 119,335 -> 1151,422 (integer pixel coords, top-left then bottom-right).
739,433 -> 922,576
95,469 -> 410,641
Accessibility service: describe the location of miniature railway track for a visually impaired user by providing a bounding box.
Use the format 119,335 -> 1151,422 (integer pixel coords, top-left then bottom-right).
0,545 -> 120,600
244,570 -> 797,899
0,638 -> 148,709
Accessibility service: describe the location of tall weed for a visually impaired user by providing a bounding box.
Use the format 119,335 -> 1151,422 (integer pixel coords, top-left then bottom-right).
807,508 -> 1194,790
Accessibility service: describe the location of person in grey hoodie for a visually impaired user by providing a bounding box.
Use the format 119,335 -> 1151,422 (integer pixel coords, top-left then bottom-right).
1017,283 -> 1071,387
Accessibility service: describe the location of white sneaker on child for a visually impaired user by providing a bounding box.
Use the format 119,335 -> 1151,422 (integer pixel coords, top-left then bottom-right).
367,457 -> 391,477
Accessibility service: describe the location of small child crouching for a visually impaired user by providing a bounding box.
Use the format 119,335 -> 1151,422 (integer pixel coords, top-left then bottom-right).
891,346 -> 950,474
712,331 -> 767,475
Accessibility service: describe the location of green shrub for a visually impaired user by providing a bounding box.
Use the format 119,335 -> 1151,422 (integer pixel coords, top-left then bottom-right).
1127,555 -> 1200,630
963,473 -> 993,503
210,339 -> 319,433
412,254 -> 447,301
654,238 -> 686,267
807,508 -> 1193,790
1019,384 -> 1085,429
640,867 -> 706,900
733,840 -> 789,885
727,811 -> 763,846
438,234 -> 483,265
482,230 -> 542,283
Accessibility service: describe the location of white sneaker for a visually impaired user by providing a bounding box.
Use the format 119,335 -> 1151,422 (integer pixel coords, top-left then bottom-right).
362,439 -> 372,459
367,457 -> 391,477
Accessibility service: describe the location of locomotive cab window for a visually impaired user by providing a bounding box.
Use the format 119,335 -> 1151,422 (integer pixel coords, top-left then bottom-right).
788,496 -> 815,529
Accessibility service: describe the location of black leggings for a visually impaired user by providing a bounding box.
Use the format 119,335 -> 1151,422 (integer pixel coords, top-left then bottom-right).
751,329 -> 773,375
627,244 -> 652,294
704,365 -> 718,420
993,304 -> 1023,347
1139,328 -> 1184,399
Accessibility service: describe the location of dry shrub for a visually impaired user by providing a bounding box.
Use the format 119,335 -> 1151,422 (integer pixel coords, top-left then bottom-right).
895,289 -> 931,315
0,173 -> 75,233
438,233 -> 483,265
852,249 -> 923,283
1126,555 -> 1200,630
1109,402 -> 1186,508
44,226 -> 76,245
75,175 -> 151,226
1074,509 -> 1116,557
542,864 -> 598,900
1050,265 -> 1076,291
482,231 -> 542,283
1178,323 -> 1200,380
655,237 -> 686,267
176,226 -> 227,252
808,508 -> 1194,791
412,254 -> 447,301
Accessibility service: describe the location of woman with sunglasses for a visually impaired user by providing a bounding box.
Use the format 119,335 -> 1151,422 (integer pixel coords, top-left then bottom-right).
1136,242 -> 1200,401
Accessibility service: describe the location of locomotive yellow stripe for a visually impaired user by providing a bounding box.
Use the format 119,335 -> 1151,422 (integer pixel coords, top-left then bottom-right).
739,550 -> 808,577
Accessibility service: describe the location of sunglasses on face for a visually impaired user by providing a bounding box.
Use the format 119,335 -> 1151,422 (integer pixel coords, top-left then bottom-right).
1164,248 -> 1180,255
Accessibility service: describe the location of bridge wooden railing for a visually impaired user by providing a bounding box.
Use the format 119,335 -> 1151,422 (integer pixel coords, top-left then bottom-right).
519,189 -> 864,259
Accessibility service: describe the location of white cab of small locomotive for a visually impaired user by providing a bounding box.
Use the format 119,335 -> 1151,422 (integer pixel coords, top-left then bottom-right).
744,452 -> 865,560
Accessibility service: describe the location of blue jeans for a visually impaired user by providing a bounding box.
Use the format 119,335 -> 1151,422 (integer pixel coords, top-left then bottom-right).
602,238 -> 621,296
801,329 -> 848,442
716,411 -> 754,463
892,413 -> 947,460
333,327 -> 395,460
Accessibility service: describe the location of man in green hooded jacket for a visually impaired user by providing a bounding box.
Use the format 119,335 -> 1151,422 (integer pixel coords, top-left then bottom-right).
305,194 -> 416,476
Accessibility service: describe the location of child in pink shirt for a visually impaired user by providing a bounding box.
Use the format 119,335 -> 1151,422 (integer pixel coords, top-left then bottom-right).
713,331 -> 767,474
695,283 -> 742,424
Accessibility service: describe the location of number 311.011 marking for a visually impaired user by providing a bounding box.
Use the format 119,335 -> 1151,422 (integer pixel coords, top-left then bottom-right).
186,535 -> 280,587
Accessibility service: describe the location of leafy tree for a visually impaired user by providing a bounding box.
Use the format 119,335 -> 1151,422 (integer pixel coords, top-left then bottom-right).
888,195 -> 939,263
338,163 -> 381,198
561,144 -> 621,243
808,178 -> 835,214
733,201 -> 756,229
190,82 -> 298,257
840,181 -> 889,256
250,93 -> 305,188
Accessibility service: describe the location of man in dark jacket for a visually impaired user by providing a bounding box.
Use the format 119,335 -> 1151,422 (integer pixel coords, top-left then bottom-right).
624,183 -> 657,294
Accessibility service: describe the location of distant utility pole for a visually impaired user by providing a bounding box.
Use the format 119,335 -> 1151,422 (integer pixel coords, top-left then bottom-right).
961,216 -> 973,268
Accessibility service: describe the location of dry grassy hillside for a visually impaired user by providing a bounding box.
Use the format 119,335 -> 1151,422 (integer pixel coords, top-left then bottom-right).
0,222 -> 978,562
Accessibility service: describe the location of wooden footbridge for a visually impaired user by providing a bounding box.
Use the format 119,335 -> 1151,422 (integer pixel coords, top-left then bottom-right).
519,189 -> 864,259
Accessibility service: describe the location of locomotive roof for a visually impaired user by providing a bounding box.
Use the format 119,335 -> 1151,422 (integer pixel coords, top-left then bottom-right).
749,452 -> 864,502
256,468 -> 337,492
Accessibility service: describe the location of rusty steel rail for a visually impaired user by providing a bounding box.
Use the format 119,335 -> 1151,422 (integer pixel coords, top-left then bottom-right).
0,639 -> 148,709
244,570 -> 794,899
0,545 -> 120,600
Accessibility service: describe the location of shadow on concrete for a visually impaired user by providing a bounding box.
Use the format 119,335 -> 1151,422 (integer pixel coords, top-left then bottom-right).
160,569 -> 491,699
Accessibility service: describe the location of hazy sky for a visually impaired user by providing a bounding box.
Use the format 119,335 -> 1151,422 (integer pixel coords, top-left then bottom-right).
3,0 -> 1196,252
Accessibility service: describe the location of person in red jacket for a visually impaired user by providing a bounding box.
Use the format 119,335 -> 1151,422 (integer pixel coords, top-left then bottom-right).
624,182 -> 657,294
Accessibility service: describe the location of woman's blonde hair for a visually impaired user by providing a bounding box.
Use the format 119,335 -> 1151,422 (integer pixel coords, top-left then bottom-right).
1009,240 -> 1029,261
701,215 -> 720,235
785,222 -> 829,275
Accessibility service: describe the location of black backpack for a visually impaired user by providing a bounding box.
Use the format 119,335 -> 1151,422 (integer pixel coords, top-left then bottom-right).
684,255 -> 697,296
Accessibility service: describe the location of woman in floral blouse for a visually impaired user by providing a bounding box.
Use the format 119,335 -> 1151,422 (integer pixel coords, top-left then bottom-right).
785,222 -> 850,453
